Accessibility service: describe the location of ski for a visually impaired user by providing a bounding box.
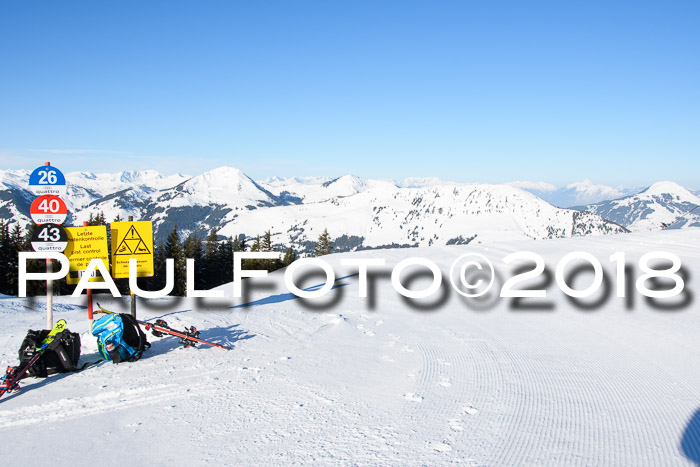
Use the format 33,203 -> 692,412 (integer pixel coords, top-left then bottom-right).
0,319 -> 67,399
96,304 -> 232,350
142,319 -> 232,350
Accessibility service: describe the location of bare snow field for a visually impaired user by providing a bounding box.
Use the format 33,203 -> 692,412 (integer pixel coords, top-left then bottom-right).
1,230 -> 699,466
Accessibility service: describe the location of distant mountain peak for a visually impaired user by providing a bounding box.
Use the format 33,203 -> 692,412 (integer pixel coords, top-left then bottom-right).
507,181 -> 557,192
581,180 -> 700,231
322,174 -> 364,188
200,166 -> 246,180
643,181 -> 696,198
400,177 -> 453,188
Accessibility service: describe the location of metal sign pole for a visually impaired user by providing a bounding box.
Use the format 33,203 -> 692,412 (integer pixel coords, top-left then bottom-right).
83,220 -> 94,323
128,215 -> 136,319
29,161 -> 67,330
46,258 -> 53,329
44,162 -> 53,329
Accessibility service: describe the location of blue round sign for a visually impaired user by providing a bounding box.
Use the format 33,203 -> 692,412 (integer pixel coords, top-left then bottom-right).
28,165 -> 67,195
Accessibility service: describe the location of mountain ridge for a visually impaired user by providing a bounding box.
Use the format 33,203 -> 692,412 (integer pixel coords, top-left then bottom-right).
2,167 -> 695,253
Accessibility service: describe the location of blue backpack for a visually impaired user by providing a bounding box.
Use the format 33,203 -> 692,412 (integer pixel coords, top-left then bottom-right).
91,313 -> 150,363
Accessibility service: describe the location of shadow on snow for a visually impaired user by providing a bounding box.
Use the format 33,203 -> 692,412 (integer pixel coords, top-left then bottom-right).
232,273 -> 357,309
682,408 -> 700,465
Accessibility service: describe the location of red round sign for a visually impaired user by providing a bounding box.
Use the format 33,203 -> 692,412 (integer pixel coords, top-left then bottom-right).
30,195 -> 68,225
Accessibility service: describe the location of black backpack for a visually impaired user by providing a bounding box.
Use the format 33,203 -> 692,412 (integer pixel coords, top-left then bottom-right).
118,313 -> 150,363
19,328 -> 81,378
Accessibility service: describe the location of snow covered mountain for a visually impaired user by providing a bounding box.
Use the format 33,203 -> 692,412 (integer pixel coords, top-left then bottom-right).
72,167 -> 288,240
577,181 -> 700,231
218,182 -> 625,251
12,166 -> 698,251
509,179 -> 641,208
67,170 -> 189,197
70,170 -> 627,249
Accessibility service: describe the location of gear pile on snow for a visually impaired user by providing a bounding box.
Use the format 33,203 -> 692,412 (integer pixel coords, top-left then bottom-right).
1,307 -> 231,400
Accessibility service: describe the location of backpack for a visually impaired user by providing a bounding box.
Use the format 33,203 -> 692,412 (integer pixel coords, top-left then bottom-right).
19,328 -> 81,377
91,313 -> 150,363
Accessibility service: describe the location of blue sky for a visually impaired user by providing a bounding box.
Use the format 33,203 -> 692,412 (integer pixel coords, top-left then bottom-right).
0,1 -> 698,187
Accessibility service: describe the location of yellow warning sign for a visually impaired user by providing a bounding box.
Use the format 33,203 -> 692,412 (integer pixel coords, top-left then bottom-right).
111,221 -> 154,278
64,225 -> 110,285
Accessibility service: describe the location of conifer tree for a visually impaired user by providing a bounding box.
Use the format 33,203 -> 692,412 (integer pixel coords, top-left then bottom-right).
0,220 -> 10,294
87,211 -> 106,226
237,235 -> 247,252
164,225 -> 186,296
261,230 -> 273,252
282,247 -> 298,267
2,223 -> 23,295
246,235 -> 261,271
259,230 -> 281,271
204,229 -> 220,289
184,232 -> 205,290
314,228 -> 333,257
219,236 -> 234,284
149,241 -> 167,292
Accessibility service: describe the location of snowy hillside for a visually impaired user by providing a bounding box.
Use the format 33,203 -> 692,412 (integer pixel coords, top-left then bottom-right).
66,170 -> 189,197
219,182 -> 625,250
579,181 -> 700,231
259,174 -> 397,204
1,230 -> 699,465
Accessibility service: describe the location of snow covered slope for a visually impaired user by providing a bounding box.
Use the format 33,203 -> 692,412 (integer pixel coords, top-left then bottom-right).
66,170 -> 189,197
579,181 -> 700,231
218,181 -> 625,251
1,230 -> 699,465
259,174 -> 396,204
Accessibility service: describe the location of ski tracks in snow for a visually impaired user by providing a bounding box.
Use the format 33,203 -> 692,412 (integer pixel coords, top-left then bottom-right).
0,383 -> 190,429
451,313 -> 700,465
